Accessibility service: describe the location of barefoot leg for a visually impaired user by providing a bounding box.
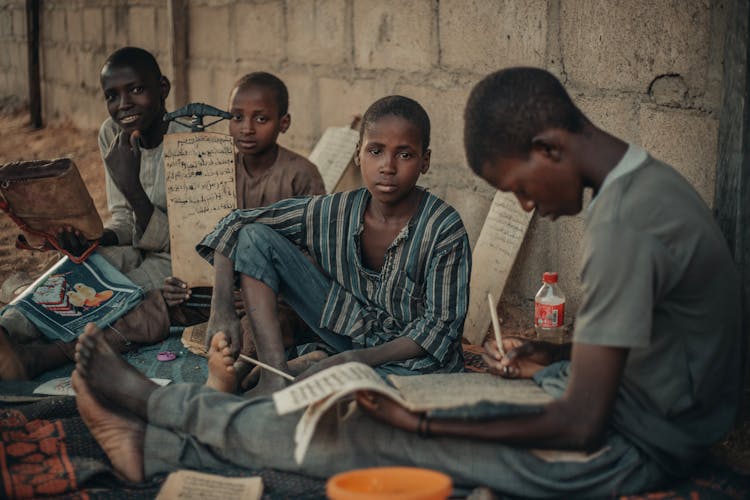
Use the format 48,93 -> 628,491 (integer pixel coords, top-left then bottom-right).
240,275 -> 291,395
71,370 -> 145,483
206,332 -> 239,393
0,327 -> 72,380
75,323 -> 158,420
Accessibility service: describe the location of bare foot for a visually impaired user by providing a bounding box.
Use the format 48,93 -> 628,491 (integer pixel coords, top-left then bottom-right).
0,326 -> 30,380
206,332 -> 238,393
75,323 -> 158,419
71,370 -> 145,483
242,370 -> 291,398
206,308 -> 242,357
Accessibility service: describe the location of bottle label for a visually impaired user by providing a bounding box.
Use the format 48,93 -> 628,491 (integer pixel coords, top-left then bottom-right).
535,302 -> 565,328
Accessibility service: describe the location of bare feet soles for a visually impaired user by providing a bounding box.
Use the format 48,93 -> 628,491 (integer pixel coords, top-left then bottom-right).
206,332 -> 238,393
75,323 -> 158,419
71,370 -> 145,483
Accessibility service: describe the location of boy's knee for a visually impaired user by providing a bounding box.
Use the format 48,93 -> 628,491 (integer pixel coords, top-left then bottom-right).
237,224 -> 279,253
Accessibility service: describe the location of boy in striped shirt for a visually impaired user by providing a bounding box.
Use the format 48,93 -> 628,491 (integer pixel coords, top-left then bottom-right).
200,95 -> 471,395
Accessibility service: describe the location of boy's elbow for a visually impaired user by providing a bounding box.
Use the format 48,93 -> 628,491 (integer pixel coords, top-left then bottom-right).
554,402 -> 609,451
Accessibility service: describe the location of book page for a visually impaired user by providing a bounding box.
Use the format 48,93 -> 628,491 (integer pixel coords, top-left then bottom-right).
463,191 -> 534,344
163,132 -> 237,287
308,126 -> 359,193
273,362 -> 401,415
34,377 -> 170,396
156,470 -> 262,500
388,372 -> 552,410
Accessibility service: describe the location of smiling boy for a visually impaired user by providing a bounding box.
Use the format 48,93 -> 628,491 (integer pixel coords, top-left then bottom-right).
201,95 -> 470,394
0,47 -> 185,380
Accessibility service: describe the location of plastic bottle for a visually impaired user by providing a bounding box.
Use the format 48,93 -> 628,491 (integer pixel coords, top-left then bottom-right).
534,272 -> 566,342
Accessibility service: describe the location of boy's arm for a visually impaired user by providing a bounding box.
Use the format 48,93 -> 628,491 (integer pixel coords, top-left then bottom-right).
196,197 -> 310,264
99,123 -> 134,246
103,130 -> 155,236
398,232 -> 471,369
359,343 -> 628,451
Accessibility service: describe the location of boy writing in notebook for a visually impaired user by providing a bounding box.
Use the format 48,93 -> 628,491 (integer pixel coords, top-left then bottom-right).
73,69 -> 739,497
201,95 -> 470,394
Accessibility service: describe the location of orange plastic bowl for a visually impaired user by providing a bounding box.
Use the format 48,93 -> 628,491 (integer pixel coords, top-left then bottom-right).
326,466 -> 452,500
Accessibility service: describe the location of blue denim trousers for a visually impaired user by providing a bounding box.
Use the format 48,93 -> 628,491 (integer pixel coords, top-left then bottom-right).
232,223 -> 419,377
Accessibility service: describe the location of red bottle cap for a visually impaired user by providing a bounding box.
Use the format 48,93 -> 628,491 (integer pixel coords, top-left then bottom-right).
543,272 -> 558,284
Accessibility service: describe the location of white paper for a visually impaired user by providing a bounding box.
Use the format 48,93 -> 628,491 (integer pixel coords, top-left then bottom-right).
308,126 -> 359,193
33,377 -> 171,396
156,470 -> 262,500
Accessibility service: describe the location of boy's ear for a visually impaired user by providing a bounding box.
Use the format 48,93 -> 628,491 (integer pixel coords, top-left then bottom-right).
279,113 -> 291,134
530,129 -> 565,162
159,76 -> 171,103
420,148 -> 431,174
353,143 -> 361,167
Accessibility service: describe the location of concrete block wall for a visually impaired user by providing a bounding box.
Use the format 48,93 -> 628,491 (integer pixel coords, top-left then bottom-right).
0,0 -> 728,319
34,0 -> 169,130
0,0 -> 28,111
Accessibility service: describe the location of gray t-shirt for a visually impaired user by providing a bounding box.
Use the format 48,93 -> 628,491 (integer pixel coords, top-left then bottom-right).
575,145 -> 741,476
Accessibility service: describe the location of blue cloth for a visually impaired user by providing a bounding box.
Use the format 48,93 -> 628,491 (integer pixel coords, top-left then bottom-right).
197,188 -> 471,374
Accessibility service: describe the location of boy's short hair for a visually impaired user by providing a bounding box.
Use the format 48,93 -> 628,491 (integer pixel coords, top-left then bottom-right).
361,95 -> 431,153
102,46 -> 163,80
233,72 -> 289,117
463,67 -> 586,173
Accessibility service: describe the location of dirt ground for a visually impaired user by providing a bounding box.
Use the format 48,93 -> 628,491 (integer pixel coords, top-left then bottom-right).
0,110 -> 748,473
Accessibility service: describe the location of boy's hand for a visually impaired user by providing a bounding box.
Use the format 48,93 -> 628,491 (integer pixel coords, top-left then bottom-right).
55,226 -> 93,257
162,276 -> 191,306
295,350 -> 356,381
356,391 -> 421,434
104,130 -> 143,198
481,337 -> 563,379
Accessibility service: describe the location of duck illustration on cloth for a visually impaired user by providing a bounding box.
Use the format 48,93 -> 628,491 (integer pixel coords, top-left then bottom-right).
67,283 -> 113,308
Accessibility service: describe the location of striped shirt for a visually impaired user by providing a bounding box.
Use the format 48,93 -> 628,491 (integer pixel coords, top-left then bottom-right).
197,187 -> 470,373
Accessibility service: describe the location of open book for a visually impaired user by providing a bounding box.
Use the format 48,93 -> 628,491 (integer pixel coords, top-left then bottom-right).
4,253 -> 144,342
272,361 -> 553,463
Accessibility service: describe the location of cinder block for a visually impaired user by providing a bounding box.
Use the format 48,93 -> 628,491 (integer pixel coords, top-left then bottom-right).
190,5 -> 230,60
393,83 -> 475,168
638,105 -> 718,207
103,5 -> 128,51
575,94 -> 639,144
155,6 -> 169,57
77,50 -> 101,91
287,0 -> 349,66
82,8 -> 103,48
235,1 -> 285,62
211,64 -> 238,110
128,6 -> 156,51
439,0 -> 547,72
12,8 -> 25,38
41,45 -> 65,84
561,0 -> 711,93
276,70 -> 318,155
186,63 -> 212,105
67,8 -> 83,44
0,8 -> 12,37
59,47 -> 79,86
318,77 -> 388,131
45,6 -> 67,44
353,0 -> 436,70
